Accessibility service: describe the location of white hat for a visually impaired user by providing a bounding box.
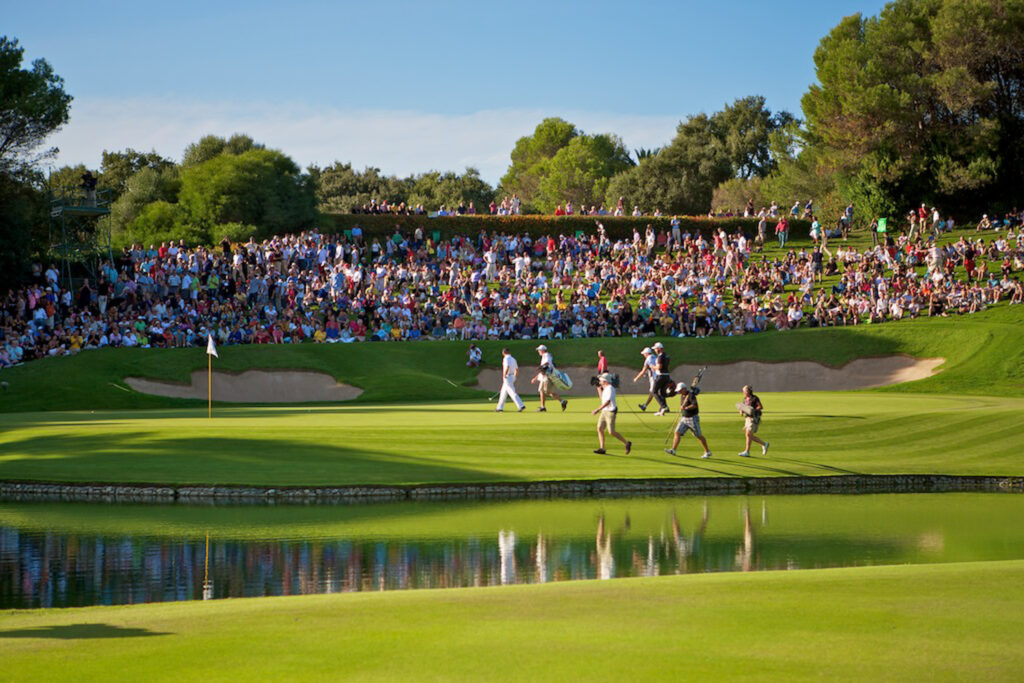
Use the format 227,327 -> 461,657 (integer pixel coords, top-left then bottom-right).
536,344 -> 547,351
652,342 -> 664,350
675,382 -> 688,393
641,347 -> 652,355
599,373 -> 613,383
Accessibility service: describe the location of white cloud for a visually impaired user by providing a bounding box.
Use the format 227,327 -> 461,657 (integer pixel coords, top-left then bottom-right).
48,98 -> 681,185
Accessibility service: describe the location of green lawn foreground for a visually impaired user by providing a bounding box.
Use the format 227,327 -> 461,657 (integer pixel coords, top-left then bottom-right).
1,391 -> 1021,486
1,560 -> 1022,681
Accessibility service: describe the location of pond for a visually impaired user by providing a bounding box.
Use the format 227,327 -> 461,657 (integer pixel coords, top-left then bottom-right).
1,493 -> 1022,609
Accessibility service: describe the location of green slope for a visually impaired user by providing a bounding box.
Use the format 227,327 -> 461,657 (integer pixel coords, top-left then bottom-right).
0,304 -> 1022,414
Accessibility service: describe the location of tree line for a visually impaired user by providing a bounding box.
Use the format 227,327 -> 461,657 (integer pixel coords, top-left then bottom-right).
2,0 -> 1023,287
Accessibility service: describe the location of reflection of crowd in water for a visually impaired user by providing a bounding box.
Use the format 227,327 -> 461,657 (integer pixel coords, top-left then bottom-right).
0,506 -> 768,608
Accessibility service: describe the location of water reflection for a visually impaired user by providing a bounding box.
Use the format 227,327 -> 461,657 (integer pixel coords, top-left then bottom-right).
1,493 -> 1022,609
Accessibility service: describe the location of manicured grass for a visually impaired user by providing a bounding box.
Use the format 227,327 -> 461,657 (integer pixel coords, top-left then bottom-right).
1,392 -> 1022,486
2,560 -> 1022,680
1,296 -> 1022,414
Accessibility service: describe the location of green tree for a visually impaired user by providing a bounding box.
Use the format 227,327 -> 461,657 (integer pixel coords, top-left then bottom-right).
716,95 -> 796,179
0,36 -> 72,173
711,178 -> 763,214
46,163 -> 93,200
99,149 -> 173,198
129,200 -> 191,245
536,134 -> 633,212
181,133 -> 263,168
607,97 -> 792,215
109,165 -> 180,245
760,120 -> 842,220
408,168 -> 494,211
499,117 -> 578,205
801,0 -> 1024,217
606,113 -> 731,215
178,148 -> 316,240
312,162 -> 412,212
0,169 -> 45,289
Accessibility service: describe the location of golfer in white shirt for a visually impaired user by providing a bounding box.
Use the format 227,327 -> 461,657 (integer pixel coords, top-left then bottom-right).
591,373 -> 631,455
531,344 -> 567,412
495,348 -> 526,412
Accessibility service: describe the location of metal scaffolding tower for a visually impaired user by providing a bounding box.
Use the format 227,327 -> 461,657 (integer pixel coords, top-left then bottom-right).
48,189 -> 112,291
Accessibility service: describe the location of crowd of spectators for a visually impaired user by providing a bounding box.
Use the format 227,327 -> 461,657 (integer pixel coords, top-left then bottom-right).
1,211 -> 1022,369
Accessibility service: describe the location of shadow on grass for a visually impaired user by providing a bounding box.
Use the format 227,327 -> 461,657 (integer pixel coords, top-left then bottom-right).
0,431 -> 509,487
628,454 -> 741,478
718,458 -> 803,476
771,457 -> 861,475
0,623 -> 170,639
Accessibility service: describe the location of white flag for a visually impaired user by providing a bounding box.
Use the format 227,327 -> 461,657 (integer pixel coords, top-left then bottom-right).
206,333 -> 218,358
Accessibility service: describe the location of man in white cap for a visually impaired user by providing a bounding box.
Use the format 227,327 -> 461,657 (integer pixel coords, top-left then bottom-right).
495,348 -> 526,413
531,344 -> 567,412
633,346 -> 659,411
651,342 -> 673,415
591,373 -> 631,455
664,382 -> 712,459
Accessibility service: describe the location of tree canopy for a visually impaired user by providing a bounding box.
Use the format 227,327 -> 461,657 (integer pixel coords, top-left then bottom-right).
0,36 -> 72,174
608,97 -> 791,215
499,118 -> 633,212
182,134 -> 264,168
802,0 -> 1024,217
178,147 -> 316,241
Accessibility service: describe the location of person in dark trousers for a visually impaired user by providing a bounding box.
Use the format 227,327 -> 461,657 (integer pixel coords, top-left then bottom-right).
651,342 -> 673,416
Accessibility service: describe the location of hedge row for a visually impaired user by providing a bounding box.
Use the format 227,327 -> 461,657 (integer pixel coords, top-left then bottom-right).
319,213 -> 811,241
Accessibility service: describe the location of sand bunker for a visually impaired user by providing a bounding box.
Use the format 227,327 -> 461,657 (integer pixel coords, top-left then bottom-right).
475,356 -> 943,396
125,370 -> 363,403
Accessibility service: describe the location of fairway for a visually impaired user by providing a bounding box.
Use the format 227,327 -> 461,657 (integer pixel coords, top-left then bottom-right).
2,560 -> 1023,681
1,391 -> 1022,487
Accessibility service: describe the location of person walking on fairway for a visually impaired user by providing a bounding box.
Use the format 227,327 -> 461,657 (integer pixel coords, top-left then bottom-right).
665,383 -> 712,459
531,344 -> 567,412
737,384 -> 769,457
495,348 -> 526,412
633,347 -> 658,411
591,373 -> 631,455
651,342 -> 673,416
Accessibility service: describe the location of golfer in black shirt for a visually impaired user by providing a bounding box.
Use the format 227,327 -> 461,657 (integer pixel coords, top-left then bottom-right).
651,342 -> 673,416
664,384 -> 712,459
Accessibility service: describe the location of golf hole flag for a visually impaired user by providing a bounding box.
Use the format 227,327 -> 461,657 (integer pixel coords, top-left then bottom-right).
206,334 -> 217,418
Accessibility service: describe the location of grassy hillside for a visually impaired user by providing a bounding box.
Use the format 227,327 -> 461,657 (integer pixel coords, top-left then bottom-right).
0,303 -> 1022,414
2,560 -> 1023,681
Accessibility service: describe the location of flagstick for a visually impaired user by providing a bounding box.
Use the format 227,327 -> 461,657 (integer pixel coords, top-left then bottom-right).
208,352 -> 212,419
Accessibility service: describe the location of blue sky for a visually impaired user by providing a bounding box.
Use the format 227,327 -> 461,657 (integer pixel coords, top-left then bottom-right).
8,0 -> 888,182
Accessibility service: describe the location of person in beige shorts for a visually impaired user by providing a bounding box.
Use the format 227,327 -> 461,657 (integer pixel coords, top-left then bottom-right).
738,384 -> 769,457
591,373 -> 631,455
